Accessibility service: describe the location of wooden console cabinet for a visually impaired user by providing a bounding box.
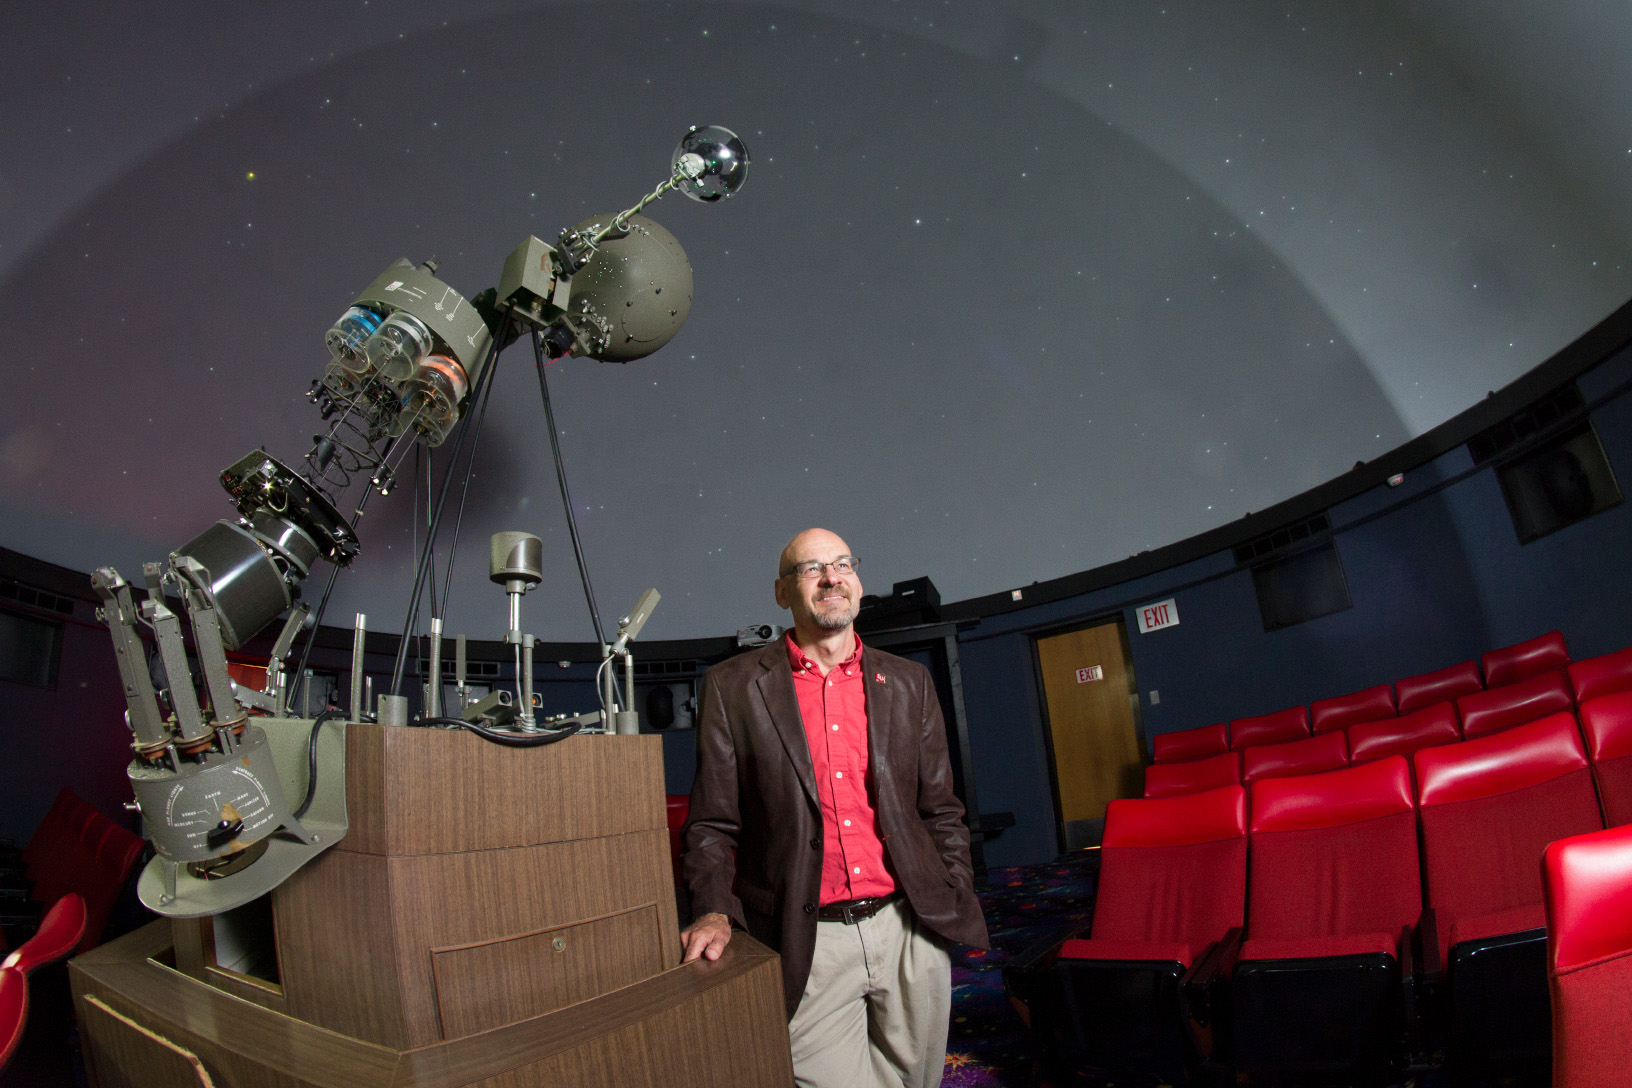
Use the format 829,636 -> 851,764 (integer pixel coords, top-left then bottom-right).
70,727 -> 793,1087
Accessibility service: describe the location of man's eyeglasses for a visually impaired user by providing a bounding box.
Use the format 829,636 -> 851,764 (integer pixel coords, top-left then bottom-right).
779,556 -> 860,580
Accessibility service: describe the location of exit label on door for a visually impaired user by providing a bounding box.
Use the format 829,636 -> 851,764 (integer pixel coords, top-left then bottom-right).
1075,665 -> 1103,683
1137,598 -> 1180,634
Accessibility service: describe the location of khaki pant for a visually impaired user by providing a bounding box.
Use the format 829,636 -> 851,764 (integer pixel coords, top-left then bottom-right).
787,898 -> 952,1088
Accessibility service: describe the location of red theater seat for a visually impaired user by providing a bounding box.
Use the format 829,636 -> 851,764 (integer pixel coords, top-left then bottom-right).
1240,730 -> 1349,785
1482,630 -> 1569,689
1232,758 -> 1421,1085
1456,669 -> 1575,741
0,895 -> 85,977
1143,751 -> 1239,798
0,792 -> 144,956
665,796 -> 690,883
1543,823 -> 1632,1088
1348,701 -> 1461,766
1578,692 -> 1632,828
1229,705 -> 1310,750
1395,660 -> 1484,714
1006,786 -> 1247,1084
1151,722 -> 1229,763
1568,645 -> 1632,705
0,967 -> 25,1073
1415,713 -> 1604,1084
1310,683 -> 1396,734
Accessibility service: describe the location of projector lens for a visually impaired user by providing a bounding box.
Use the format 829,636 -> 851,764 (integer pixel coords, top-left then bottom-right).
365,311 -> 434,384
324,305 -> 384,374
395,354 -> 468,446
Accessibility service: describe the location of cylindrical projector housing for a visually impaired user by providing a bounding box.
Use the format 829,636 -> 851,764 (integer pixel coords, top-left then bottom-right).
392,354 -> 469,446
172,521 -> 293,651
489,532 -> 544,587
365,310 -> 434,383
324,305 -> 385,376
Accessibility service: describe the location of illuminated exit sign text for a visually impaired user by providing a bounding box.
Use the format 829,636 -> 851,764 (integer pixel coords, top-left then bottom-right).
1137,598 -> 1180,634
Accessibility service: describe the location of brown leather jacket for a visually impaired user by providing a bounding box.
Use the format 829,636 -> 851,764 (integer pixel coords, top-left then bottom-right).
681,642 -> 991,1019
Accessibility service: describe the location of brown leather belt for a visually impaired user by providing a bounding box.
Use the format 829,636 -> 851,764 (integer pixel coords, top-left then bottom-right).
816,893 -> 899,925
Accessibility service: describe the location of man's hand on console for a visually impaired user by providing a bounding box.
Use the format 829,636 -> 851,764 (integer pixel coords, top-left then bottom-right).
680,912 -> 733,963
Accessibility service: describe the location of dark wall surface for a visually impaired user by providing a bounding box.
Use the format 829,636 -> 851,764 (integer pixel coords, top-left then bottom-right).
7,342 -> 1632,873
961,341 -> 1632,868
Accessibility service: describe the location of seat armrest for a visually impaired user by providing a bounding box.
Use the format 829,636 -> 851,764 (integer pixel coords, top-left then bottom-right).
1182,927 -> 1242,1026
1181,927 -> 1242,1063
1416,907 -> 1441,978
1000,922 -> 1084,1021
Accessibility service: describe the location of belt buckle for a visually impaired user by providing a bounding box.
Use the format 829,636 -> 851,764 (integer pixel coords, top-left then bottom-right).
840,902 -> 859,925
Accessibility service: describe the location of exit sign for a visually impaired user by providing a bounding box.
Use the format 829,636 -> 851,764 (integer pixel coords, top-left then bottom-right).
1137,598 -> 1180,634
1075,665 -> 1103,684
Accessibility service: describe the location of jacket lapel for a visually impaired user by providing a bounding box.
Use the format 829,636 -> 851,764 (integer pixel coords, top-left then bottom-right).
755,651 -> 819,808
864,649 -> 905,818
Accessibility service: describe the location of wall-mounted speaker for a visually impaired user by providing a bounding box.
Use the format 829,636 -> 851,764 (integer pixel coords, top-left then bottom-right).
1495,423 -> 1623,544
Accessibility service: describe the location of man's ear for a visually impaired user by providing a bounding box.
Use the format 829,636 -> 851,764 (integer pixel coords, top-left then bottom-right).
773,577 -> 788,610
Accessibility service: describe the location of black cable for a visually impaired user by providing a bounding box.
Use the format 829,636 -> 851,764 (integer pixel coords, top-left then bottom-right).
423,446 -> 439,620
389,319 -> 508,695
418,715 -> 582,747
438,344 -> 504,621
293,707 -> 347,819
284,477 -> 381,714
532,329 -> 607,646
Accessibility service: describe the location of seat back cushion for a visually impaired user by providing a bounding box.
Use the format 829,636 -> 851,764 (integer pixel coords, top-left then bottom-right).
1310,683 -> 1397,735
1143,751 -> 1239,798
1396,660 -> 1484,714
1482,630 -> 1569,689
1230,705 -> 1310,750
1544,824 -> 1632,1087
1568,645 -> 1632,706
1246,757 -> 1421,943
1241,730 -> 1349,785
1416,714 -> 1603,963
1151,722 -> 1229,763
1349,701 -> 1461,765
1579,691 -> 1632,764
1594,758 -> 1632,829
1457,669 -> 1575,740
1095,786 -> 1248,960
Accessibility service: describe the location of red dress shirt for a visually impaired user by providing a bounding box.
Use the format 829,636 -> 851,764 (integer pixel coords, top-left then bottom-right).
786,632 -> 898,905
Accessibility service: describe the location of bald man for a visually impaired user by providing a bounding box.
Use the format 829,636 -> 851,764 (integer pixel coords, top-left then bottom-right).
680,529 -> 989,1088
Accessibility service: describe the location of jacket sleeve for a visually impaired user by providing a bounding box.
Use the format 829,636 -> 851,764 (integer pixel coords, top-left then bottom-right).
914,666 -> 975,896
680,667 -> 746,930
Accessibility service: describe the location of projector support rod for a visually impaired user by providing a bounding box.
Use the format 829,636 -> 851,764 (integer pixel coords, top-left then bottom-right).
388,318 -> 508,698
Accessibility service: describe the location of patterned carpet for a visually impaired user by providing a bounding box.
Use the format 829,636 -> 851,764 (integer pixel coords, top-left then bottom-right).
942,850 -> 1100,1088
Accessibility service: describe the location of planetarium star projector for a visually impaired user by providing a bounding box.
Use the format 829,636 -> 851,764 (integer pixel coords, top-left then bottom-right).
91,126 -> 749,917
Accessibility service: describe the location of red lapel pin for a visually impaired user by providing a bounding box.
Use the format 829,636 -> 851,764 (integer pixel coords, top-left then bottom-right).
874,672 -> 886,684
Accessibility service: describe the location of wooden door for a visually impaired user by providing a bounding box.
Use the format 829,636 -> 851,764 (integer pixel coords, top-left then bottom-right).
1035,620 -> 1143,850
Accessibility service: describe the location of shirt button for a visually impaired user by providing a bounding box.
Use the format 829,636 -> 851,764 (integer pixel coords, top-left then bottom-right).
852,866 -> 861,874
843,819 -> 852,827
831,724 -> 839,731
827,681 -> 833,687
834,771 -> 843,778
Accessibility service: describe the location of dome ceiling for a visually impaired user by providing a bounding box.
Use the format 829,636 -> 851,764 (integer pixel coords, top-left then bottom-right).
2,1 -> 1628,641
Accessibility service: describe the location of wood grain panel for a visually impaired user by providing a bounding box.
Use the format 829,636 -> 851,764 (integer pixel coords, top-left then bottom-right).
1036,621 -> 1143,826
72,920 -> 793,1088
276,827 -> 679,1047
342,727 -> 666,857
71,925 -> 403,1088
432,905 -> 661,1039
81,995 -> 220,1088
272,848 -> 410,1047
